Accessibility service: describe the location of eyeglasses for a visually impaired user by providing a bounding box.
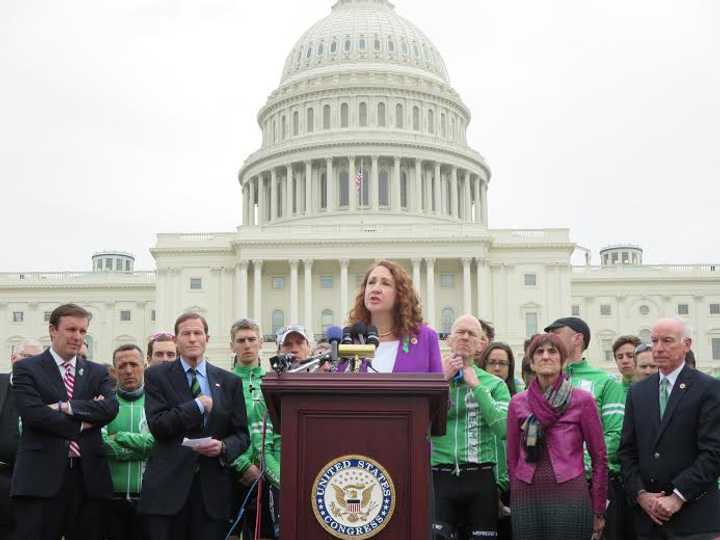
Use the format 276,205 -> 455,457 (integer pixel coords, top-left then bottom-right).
150,331 -> 175,341
487,361 -> 510,367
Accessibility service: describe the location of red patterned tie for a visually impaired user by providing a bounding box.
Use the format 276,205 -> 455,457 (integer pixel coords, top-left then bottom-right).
63,361 -> 81,458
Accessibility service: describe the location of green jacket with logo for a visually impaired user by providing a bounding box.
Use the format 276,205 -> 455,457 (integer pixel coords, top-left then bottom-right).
565,358 -> 625,474
231,364 -> 281,488
102,392 -> 154,497
431,366 -> 510,474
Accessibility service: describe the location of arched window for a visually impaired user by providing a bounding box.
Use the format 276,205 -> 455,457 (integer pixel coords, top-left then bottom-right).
273,120 -> 277,142
388,39 -> 395,52
306,44 -> 313,58
292,111 -> 299,136
360,163 -> 369,206
374,37 -> 381,51
276,181 -> 284,217
307,108 -> 314,133
359,37 -> 366,50
400,172 -> 408,209
413,44 -> 419,57
445,176 -> 451,214
320,172 -> 327,209
412,106 -> 420,131
340,103 -> 349,128
344,39 -> 351,52
401,40 -> 408,55
331,40 -> 337,53
395,104 -> 403,128
359,102 -> 367,127
379,169 -> 389,207
428,109 -> 434,134
318,42 -> 324,55
281,115 -> 287,139
377,102 -> 386,127
441,307 -> 455,335
272,310 -> 285,335
339,170 -> 349,207
440,113 -> 446,138
323,105 -> 331,129
450,117 -> 456,140
321,309 -> 334,331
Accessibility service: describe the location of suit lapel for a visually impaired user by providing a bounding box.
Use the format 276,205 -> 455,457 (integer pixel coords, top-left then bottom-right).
205,363 -> 223,434
41,350 -> 68,400
72,357 -> 89,399
654,365 -> 693,446
170,359 -> 193,402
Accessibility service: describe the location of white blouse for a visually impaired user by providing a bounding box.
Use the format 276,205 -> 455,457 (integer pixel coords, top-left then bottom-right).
371,340 -> 399,373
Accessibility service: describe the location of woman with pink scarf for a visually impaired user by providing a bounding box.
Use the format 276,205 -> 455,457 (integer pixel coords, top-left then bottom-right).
507,333 -> 608,540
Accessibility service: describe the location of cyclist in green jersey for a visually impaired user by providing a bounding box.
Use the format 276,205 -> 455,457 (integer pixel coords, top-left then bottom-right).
613,335 -> 642,399
546,316 -> 627,540
432,315 -> 510,540
229,319 -> 280,540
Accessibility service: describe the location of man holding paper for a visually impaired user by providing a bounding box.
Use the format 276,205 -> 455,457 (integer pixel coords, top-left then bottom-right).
139,312 -> 250,540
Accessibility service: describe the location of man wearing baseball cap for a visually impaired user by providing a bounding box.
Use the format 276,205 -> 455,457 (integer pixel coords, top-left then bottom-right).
276,325 -> 313,368
545,316 -> 628,540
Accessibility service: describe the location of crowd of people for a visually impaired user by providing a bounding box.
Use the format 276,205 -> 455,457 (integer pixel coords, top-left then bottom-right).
1,259 -> 719,540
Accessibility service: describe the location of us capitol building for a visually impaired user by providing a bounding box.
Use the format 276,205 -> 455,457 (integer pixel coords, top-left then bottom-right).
2,0 -> 719,372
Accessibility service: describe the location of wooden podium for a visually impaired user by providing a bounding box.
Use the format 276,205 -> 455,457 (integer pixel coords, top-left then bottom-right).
262,372 -> 448,540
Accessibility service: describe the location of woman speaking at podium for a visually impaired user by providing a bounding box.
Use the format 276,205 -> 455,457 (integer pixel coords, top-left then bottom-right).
347,260 -> 442,374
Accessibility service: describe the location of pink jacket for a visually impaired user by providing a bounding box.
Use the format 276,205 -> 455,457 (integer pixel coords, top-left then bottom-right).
507,387 -> 608,514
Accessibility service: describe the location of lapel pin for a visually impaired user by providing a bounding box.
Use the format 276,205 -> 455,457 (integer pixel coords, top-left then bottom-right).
79,368 -> 84,376
215,383 -> 221,388
679,383 -> 686,389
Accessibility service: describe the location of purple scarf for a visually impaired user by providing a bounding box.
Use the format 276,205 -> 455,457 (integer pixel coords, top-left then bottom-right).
522,375 -> 573,462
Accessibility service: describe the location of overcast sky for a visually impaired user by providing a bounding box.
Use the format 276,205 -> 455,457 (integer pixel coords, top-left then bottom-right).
1,0 -> 718,272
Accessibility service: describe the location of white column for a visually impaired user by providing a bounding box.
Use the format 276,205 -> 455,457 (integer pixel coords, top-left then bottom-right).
349,157 -> 357,211
462,257 -> 472,314
371,155 -> 379,211
305,160 -> 312,216
257,176 -> 266,225
253,259 -> 263,323
270,169 -> 277,221
340,258 -> 349,322
476,257 -> 490,318
412,258 -> 422,298
451,167 -> 459,218
326,158 -> 335,212
414,159 -> 422,213
425,257 -> 436,328
304,259 -> 313,330
286,165 -> 293,217
391,156 -> 401,212
463,172 -> 471,222
433,163 -> 441,214
289,259 -> 299,323
236,260 -> 248,318
481,180 -> 488,225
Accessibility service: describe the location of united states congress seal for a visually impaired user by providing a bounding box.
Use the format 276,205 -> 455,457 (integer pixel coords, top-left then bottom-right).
311,454 -> 396,539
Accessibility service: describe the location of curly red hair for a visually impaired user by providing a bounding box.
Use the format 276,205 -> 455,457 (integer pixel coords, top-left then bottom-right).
348,260 -> 424,339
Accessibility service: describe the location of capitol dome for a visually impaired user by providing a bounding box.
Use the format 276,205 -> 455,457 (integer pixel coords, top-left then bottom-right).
238,0 -> 490,228
281,0 -> 449,85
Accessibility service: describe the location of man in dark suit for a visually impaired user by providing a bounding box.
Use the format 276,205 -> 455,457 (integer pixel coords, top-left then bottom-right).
619,318 -> 720,540
11,303 -> 119,540
0,340 -> 42,538
139,312 -> 250,540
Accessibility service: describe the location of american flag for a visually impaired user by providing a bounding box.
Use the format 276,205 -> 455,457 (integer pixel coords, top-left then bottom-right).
354,167 -> 364,192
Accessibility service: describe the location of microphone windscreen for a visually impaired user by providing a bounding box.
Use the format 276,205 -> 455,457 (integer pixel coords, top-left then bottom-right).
351,321 -> 367,339
326,325 -> 343,343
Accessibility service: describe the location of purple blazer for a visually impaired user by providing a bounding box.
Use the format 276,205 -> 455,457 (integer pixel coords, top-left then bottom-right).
507,387 -> 608,514
340,324 -> 443,374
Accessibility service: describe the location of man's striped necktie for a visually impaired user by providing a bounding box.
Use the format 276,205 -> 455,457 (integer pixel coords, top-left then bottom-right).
62,361 -> 81,457
188,368 -> 202,398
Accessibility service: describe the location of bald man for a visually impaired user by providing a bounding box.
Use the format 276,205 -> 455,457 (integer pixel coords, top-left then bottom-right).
2,340 -> 42,537
432,315 -> 510,540
619,318 -> 720,539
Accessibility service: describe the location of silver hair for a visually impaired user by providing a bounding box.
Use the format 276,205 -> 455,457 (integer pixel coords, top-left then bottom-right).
16,339 -> 43,355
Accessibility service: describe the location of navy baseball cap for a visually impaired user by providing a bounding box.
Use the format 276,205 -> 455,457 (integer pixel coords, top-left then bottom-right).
544,317 -> 591,351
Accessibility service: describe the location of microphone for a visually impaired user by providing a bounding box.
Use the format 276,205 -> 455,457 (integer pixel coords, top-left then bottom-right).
269,353 -> 294,374
326,325 -> 343,363
342,326 -> 353,345
366,325 -> 380,348
351,321 -> 367,344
